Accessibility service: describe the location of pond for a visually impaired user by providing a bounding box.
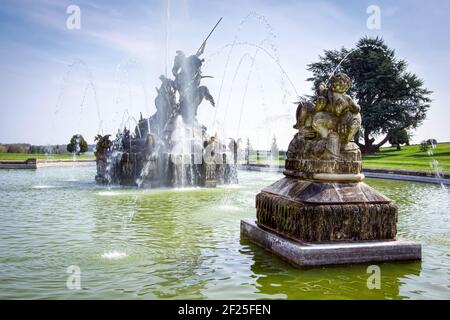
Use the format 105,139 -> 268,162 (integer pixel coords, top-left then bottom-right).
0,166 -> 448,299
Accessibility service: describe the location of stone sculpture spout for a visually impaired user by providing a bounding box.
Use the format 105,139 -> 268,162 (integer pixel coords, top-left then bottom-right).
287,72 -> 363,181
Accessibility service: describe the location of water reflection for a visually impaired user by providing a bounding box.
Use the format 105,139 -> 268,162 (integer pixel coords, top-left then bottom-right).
240,238 -> 422,299
86,188 -> 223,299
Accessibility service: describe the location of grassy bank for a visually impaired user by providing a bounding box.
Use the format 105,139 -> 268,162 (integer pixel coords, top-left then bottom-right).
0,153 -> 95,161
245,142 -> 450,173
2,143 -> 449,173
362,142 -> 450,173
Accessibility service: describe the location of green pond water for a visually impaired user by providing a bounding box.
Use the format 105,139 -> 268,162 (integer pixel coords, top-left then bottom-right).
0,166 -> 449,299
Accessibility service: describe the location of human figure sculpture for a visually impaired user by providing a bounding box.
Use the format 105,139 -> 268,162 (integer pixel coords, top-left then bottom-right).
172,51 -> 203,93
154,74 -> 177,128
292,72 -> 361,160
171,51 -> 215,125
312,73 -> 361,156
172,50 -> 186,77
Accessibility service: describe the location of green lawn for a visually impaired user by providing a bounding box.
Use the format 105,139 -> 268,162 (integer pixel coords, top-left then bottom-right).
0,153 -> 95,161
3,143 -> 450,173
362,142 -> 450,173
244,142 -> 450,173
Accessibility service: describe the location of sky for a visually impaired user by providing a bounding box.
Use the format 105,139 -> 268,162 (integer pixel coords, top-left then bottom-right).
0,0 -> 449,149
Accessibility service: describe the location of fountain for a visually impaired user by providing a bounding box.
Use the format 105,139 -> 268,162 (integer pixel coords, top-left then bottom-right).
94,21 -> 238,188
241,73 -> 422,267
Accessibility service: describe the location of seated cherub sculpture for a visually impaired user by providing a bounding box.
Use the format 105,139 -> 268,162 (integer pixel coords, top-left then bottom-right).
291,72 -> 361,160
311,73 -> 361,156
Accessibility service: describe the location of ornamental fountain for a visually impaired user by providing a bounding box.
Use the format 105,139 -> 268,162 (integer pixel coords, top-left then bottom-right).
241,73 -> 422,266
94,20 -> 238,188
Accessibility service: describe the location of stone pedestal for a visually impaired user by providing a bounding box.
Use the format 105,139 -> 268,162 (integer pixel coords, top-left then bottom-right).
241,174 -> 422,266
241,176 -> 421,266
256,177 -> 397,242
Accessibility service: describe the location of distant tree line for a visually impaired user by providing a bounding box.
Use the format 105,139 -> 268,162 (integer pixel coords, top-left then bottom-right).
0,144 -> 59,154
0,134 -> 94,155
0,144 -> 30,154
0,143 -> 95,154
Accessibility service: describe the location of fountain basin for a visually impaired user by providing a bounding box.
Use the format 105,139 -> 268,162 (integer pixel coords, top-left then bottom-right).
0,167 -> 447,299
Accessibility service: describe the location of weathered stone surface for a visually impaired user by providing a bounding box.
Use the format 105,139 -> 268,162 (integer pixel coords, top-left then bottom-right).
255,177 -> 398,242
241,219 -> 421,267
287,73 -> 362,178
284,158 -> 361,175
261,177 -> 392,204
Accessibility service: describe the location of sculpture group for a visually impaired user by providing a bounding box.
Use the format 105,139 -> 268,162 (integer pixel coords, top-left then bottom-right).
154,50 -> 215,130
95,43 -> 237,188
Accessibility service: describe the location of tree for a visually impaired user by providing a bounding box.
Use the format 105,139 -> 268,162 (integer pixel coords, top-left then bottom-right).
307,36 -> 432,153
67,134 -> 88,155
388,129 -> 409,150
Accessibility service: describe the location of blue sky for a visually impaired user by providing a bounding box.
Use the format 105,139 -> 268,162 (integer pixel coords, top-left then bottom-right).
0,0 -> 449,149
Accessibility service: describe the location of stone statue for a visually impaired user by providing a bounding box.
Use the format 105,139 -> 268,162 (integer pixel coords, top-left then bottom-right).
155,74 -> 177,128
173,51 -> 203,92
94,134 -> 112,184
94,18 -> 238,189
172,50 -> 186,78
312,73 -> 361,154
243,71 -> 421,266
180,85 -> 215,124
172,51 -> 215,125
287,72 -> 362,180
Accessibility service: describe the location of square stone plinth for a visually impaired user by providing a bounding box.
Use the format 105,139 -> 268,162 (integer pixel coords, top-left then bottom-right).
256,178 -> 399,242
241,219 -> 421,267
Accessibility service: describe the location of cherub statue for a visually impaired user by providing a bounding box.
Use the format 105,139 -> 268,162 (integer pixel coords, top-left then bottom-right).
312,73 -> 361,146
291,72 -> 361,159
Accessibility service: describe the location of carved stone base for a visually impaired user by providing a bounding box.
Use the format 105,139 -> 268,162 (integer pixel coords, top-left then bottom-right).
285,158 -> 361,175
256,177 -> 398,242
